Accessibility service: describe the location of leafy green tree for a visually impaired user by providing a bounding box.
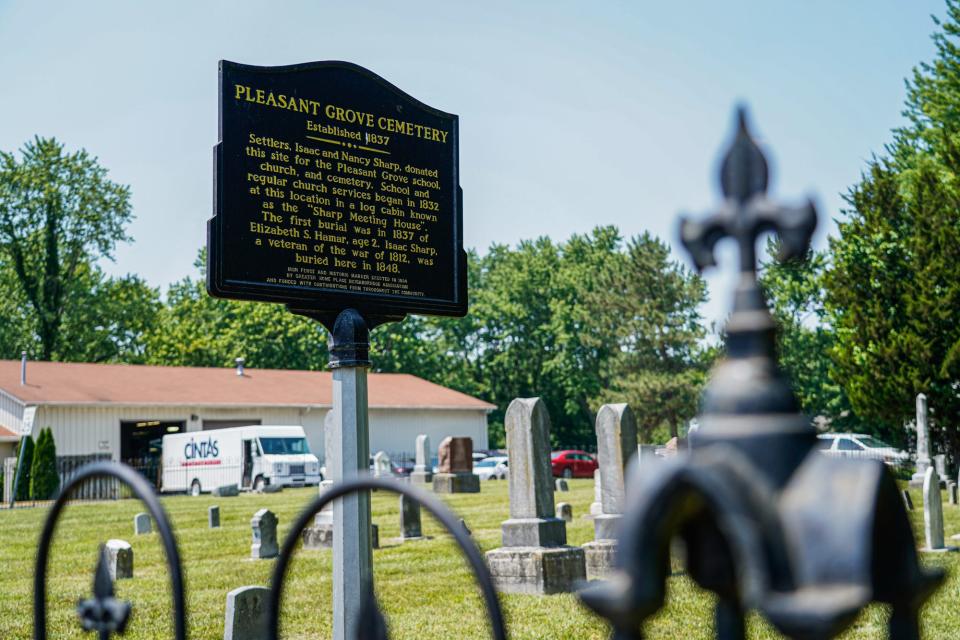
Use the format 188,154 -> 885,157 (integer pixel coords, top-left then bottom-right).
30,428 -> 58,500
13,434 -> 34,502
0,137 -> 132,360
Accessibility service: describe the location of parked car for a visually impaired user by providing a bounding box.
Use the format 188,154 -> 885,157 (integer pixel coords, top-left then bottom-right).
550,450 -> 598,478
474,456 -> 508,480
816,433 -> 909,466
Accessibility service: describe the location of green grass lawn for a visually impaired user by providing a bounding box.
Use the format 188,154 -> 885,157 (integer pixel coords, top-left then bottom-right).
1,478 -> 959,639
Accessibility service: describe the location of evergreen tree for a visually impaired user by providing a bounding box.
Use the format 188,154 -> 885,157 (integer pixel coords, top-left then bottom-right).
30,428 -> 58,500
13,435 -> 34,501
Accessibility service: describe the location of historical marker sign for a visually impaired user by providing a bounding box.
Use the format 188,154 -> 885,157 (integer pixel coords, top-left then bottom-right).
208,60 -> 466,317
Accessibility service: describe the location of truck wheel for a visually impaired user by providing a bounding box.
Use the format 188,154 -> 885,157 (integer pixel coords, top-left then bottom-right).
562,467 -> 573,479
254,476 -> 265,492
190,479 -> 201,497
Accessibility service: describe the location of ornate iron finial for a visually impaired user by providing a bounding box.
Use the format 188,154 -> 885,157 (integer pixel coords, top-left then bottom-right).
680,106 -> 817,277
77,546 -> 131,638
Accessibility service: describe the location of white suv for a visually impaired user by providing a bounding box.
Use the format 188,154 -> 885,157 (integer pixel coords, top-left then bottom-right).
815,433 -> 909,466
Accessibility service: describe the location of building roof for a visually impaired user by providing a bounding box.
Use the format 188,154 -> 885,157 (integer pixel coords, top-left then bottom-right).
0,425 -> 18,441
0,360 -> 496,411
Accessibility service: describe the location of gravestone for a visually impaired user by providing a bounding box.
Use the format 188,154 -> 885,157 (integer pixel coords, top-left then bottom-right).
556,502 -> 573,523
459,518 -> 472,536
432,437 -> 480,493
371,523 -> 380,550
910,394 -> 932,487
935,454 -> 948,481
589,469 -> 603,517
400,494 -> 423,540
486,397 -> 585,594
555,479 -> 569,492
583,403 -> 637,579
950,482 -> 958,506
410,434 -> 433,485
224,585 -> 269,640
373,451 -> 391,478
250,509 -> 278,559
303,480 -> 335,549
921,467 -> 955,552
209,505 -> 221,528
133,513 -> 151,536
104,539 -> 133,581
214,484 -> 240,497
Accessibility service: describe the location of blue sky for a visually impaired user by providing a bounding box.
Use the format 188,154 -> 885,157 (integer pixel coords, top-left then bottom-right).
0,1 -> 945,325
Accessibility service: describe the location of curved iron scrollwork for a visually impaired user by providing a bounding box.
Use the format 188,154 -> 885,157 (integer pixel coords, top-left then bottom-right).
579,107 -> 944,640
267,476 -> 507,640
33,461 -> 188,640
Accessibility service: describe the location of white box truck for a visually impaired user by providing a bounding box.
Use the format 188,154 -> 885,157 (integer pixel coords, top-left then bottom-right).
161,425 -> 322,495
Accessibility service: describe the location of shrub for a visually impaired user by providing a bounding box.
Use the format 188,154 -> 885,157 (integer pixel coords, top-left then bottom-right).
13,435 -> 34,501
30,428 -> 59,500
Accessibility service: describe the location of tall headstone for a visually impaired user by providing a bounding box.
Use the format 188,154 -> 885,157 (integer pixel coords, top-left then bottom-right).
133,512 -> 151,536
224,586 -> 270,640
911,393 -> 931,487
935,454 -> 948,480
432,437 -> 480,493
400,494 -> 423,540
104,539 -> 133,581
373,451 -> 391,477
250,509 -> 278,559
583,403 -> 637,579
486,397 -> 586,594
410,434 -> 433,485
209,505 -> 221,529
921,466 -> 952,553
950,482 -> 958,506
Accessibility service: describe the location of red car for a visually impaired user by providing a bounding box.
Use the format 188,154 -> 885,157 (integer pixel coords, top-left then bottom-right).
551,450 -> 598,479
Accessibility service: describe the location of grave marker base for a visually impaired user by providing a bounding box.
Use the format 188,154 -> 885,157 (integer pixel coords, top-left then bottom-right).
582,539 -> 617,581
486,546 -> 586,595
432,472 -> 480,494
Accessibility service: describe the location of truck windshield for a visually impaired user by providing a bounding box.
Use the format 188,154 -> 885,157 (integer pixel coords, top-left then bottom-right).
258,437 -> 310,455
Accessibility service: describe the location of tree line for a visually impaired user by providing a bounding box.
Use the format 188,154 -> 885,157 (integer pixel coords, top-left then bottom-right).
4,3 -> 960,452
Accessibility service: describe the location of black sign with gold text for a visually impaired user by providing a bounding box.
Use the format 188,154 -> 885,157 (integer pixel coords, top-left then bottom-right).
208,60 -> 466,317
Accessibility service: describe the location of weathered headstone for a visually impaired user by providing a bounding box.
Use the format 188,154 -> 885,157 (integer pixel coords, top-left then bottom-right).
902,489 -> 914,511
410,434 -> 433,485
104,539 -> 133,581
922,467 -> 951,552
486,397 -> 586,594
935,454 -> 948,481
400,494 -> 423,540
303,480 -> 335,549
133,512 -> 151,536
250,509 -> 278,559
432,437 -> 480,493
209,505 -> 221,528
214,484 -> 240,497
589,469 -> 603,517
373,451 -> 391,478
910,393 -> 932,487
583,403 -> 638,579
556,502 -> 573,523
224,585 -> 269,640
555,478 -> 569,492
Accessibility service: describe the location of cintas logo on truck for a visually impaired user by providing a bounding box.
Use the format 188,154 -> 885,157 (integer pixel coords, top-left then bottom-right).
182,437 -> 221,466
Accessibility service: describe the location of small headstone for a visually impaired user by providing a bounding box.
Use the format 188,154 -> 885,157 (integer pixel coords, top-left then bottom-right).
459,518 -> 472,536
214,484 -> 240,497
400,494 -> 423,540
438,437 -> 473,473
589,469 -> 603,517
411,434 -> 433,484
371,523 -> 379,550
104,539 -> 133,580
922,467 -> 951,552
902,489 -> 914,511
373,451 -> 392,478
224,585 -> 269,640
302,481 -> 335,549
250,509 -> 278,559
433,437 -> 480,493
556,502 -> 573,522
555,478 -> 569,492
133,512 -> 151,536
950,482 -> 958,506
209,505 -> 221,528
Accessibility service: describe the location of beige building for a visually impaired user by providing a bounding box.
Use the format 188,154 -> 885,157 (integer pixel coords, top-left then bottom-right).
0,360 -> 494,470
